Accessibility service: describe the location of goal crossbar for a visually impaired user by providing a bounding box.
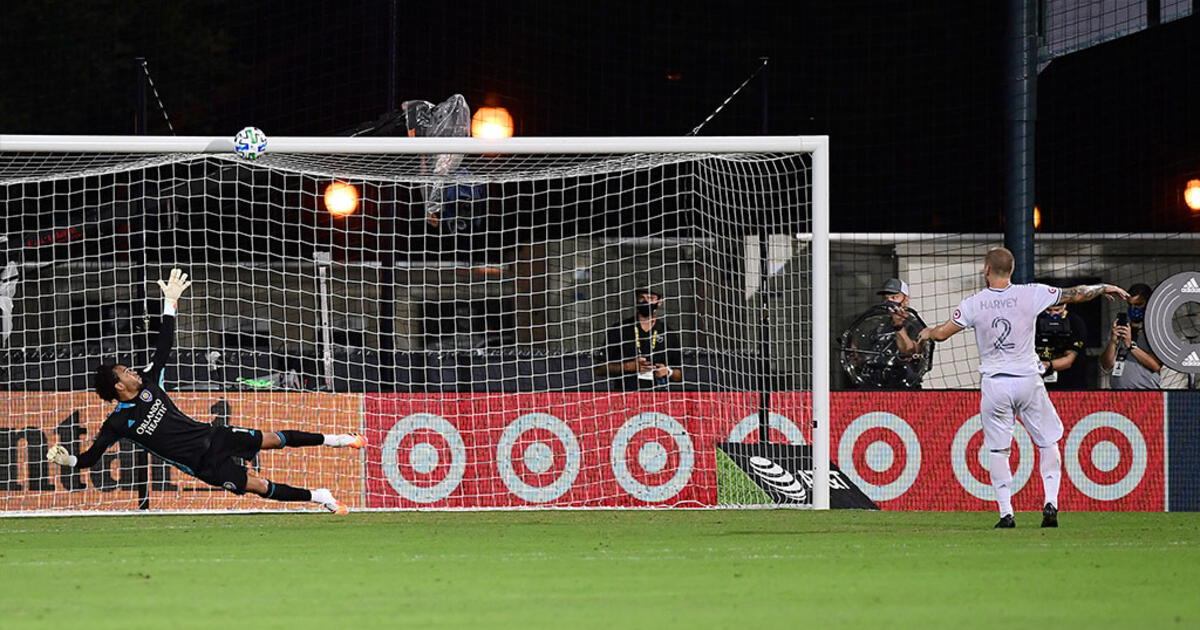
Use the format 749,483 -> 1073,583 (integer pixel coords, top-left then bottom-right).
0,134 -> 829,156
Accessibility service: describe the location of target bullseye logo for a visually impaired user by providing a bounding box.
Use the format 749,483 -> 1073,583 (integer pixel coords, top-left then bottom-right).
611,412 -> 695,503
381,413 -> 467,503
496,413 -> 581,503
838,412 -> 921,501
950,414 -> 1034,501
728,412 -> 807,444
1065,412 -> 1147,501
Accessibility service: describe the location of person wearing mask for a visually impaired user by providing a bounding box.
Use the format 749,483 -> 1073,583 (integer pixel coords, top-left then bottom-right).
596,288 -> 684,391
1100,283 -> 1162,389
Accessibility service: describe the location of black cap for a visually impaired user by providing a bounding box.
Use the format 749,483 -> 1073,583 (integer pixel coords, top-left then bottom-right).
875,278 -> 910,296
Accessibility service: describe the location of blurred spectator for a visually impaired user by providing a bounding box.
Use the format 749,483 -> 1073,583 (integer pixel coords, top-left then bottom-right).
1100,283 -> 1162,389
1035,302 -> 1088,389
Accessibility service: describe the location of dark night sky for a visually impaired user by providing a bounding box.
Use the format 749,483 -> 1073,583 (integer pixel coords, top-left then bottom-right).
1,1 -> 1197,233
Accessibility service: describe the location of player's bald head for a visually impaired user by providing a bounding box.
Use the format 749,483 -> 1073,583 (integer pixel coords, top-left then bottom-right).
984,247 -> 1014,278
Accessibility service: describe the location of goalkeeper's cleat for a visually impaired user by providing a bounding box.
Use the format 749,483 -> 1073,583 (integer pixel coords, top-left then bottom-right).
994,514 -> 1016,529
311,488 -> 348,514
1041,503 -> 1059,528
326,433 -> 368,449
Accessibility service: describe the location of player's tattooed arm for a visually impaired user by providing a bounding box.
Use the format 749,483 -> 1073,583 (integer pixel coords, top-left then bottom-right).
1057,283 -> 1130,304
1058,284 -> 1104,303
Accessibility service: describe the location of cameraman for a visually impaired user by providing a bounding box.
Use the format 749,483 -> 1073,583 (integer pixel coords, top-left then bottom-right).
1100,283 -> 1162,389
1035,303 -> 1088,389
839,278 -> 930,389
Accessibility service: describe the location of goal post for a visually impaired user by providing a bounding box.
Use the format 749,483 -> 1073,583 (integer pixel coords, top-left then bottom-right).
0,134 -> 830,514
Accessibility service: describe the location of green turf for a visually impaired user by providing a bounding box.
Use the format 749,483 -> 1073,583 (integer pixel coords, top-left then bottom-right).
1,511 -> 1197,629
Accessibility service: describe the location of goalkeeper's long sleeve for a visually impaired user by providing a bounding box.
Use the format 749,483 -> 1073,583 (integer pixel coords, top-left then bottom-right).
143,306 -> 175,386
72,425 -> 121,469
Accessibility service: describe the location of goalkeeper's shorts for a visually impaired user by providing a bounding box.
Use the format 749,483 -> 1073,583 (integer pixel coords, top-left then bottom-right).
195,426 -> 264,494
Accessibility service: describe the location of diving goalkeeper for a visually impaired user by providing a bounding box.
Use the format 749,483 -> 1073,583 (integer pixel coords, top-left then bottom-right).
46,269 -> 365,514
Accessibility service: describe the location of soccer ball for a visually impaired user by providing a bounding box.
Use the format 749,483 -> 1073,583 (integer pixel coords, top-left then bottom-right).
233,126 -> 268,160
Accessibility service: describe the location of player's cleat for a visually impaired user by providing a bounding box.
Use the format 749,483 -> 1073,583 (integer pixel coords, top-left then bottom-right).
994,514 -> 1015,529
326,433 -> 368,449
311,488 -> 348,514
1041,503 -> 1058,528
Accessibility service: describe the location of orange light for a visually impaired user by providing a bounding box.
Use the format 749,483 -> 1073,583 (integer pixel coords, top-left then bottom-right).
1186,179 -> 1200,212
471,106 -> 514,139
324,181 -> 359,216
1033,205 -> 1042,229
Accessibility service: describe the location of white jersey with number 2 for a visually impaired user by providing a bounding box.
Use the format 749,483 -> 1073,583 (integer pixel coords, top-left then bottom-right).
951,283 -> 1061,377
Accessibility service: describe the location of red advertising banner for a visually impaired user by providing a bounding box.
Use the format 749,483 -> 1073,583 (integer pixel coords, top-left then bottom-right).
772,391 -> 1165,511
364,392 -> 766,508
366,391 -> 1162,511
3,390 -> 1164,512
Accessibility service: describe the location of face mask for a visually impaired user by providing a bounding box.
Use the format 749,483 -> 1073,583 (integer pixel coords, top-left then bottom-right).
1047,313 -> 1064,321
636,302 -> 659,317
1128,306 -> 1145,324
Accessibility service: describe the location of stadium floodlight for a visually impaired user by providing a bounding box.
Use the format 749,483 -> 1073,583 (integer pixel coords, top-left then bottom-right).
324,181 -> 359,216
0,134 -> 829,515
470,107 -> 514,139
1186,179 -> 1200,212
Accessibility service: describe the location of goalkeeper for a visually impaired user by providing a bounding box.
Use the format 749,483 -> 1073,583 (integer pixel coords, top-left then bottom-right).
46,269 -> 365,514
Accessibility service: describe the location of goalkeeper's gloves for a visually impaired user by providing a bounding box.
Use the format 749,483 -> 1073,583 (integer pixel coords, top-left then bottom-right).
156,268 -> 192,305
47,444 -> 77,467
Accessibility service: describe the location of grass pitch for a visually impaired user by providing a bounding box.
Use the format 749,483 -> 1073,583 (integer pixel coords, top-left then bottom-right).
1,510 -> 1197,629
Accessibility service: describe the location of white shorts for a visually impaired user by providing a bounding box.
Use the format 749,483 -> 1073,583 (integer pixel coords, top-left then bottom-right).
980,374 -> 1063,450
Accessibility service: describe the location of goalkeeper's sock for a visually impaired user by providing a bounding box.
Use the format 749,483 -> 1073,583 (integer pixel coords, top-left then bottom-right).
274,430 -> 324,447
988,450 -> 1014,517
264,481 -> 311,502
1038,444 -> 1062,508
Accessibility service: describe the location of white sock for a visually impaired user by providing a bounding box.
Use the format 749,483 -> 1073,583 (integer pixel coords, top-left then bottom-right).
323,434 -> 348,447
1039,444 -> 1062,508
988,450 -> 1014,516
310,488 -> 334,505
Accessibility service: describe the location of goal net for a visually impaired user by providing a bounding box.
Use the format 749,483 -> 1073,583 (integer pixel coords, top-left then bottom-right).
0,135 -> 830,514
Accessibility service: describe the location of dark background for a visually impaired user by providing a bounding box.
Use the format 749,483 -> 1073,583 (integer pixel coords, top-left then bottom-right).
1,0 -> 1197,233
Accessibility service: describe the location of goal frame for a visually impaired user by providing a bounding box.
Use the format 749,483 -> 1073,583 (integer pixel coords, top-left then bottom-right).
0,134 -> 832,510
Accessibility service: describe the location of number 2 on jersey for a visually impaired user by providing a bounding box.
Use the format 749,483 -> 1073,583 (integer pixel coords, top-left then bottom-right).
991,317 -> 1015,350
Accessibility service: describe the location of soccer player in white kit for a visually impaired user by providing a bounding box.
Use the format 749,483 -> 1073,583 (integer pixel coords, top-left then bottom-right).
918,248 -> 1128,528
